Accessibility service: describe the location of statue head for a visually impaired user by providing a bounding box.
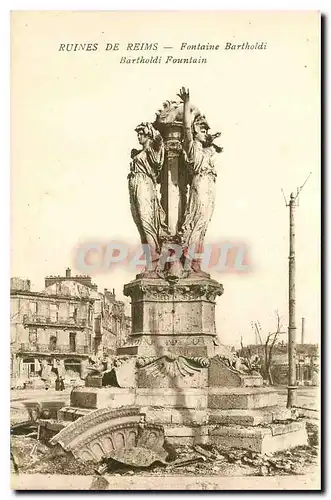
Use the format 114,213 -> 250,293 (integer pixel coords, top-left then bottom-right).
192,115 -> 210,144
135,122 -> 155,147
205,132 -> 223,153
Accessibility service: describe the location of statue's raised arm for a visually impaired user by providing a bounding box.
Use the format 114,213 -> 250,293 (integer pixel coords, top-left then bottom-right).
177,86 -> 194,149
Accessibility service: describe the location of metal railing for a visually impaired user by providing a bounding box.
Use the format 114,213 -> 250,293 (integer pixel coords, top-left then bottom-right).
23,314 -> 88,327
19,343 -> 90,354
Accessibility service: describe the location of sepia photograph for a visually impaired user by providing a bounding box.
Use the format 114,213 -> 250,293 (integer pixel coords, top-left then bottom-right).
9,10 -> 321,490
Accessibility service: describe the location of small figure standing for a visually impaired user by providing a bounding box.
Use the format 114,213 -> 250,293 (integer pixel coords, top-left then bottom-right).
55,376 -> 60,391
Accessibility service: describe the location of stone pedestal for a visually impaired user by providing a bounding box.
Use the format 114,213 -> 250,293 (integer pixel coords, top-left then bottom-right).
119,277 -> 223,360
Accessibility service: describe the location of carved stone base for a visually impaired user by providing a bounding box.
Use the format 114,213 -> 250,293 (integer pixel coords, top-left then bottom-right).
119,276 -> 224,391
123,277 -> 223,357
117,334 -> 217,358
111,349 -> 263,390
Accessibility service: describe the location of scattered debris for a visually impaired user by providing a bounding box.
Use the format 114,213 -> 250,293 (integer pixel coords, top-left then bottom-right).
105,447 -> 169,468
30,424 -> 41,458
11,420 -> 37,436
193,444 -> 218,459
168,455 -> 206,469
11,451 -> 19,474
89,475 -> 110,490
10,433 -> 319,478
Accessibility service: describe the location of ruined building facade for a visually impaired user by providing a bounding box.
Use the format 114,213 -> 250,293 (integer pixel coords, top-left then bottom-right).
10,269 -> 131,388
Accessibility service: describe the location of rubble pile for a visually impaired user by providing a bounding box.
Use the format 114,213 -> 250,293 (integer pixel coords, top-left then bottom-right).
11,436 -> 95,476
11,432 -> 318,478
215,445 -> 318,476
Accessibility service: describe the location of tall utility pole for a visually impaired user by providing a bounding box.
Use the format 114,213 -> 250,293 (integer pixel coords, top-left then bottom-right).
282,172 -> 311,408
287,192 -> 297,408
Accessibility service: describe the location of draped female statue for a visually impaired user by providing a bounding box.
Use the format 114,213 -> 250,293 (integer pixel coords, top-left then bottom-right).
128,122 -> 168,274
177,87 -> 222,276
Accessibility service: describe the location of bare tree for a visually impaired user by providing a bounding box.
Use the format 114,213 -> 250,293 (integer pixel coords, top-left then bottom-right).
240,312 -> 285,382
264,310 -> 283,385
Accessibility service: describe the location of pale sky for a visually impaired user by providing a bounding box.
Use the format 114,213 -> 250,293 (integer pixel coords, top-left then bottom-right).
11,11 -> 320,346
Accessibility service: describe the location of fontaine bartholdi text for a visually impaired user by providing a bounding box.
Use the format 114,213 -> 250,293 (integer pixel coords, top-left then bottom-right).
58,41 -> 268,53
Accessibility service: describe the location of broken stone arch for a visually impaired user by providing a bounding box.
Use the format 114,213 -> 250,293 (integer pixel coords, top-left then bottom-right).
50,406 -> 168,464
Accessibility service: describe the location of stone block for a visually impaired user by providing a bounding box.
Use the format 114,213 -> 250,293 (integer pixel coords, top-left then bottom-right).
208,407 -> 297,426
85,375 -> 103,388
243,376 -> 264,387
143,407 -> 173,424
136,388 -> 208,409
165,425 -> 209,437
117,345 -> 139,356
209,426 -> 270,452
164,425 -> 209,445
208,388 -> 278,410
170,409 -> 209,425
144,407 -> 208,425
39,401 -> 66,419
269,421 -> 303,436
57,406 -> 92,422
208,356 -> 263,388
260,423 -> 308,454
209,420 -> 308,454
70,387 -> 135,410
208,409 -> 273,426
271,407 -> 298,421
38,419 -> 66,442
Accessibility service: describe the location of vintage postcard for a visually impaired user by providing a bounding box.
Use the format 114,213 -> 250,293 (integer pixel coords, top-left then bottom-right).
10,10 -> 321,490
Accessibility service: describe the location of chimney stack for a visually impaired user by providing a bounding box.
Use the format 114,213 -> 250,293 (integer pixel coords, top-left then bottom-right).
66,267 -> 71,278
301,317 -> 305,344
